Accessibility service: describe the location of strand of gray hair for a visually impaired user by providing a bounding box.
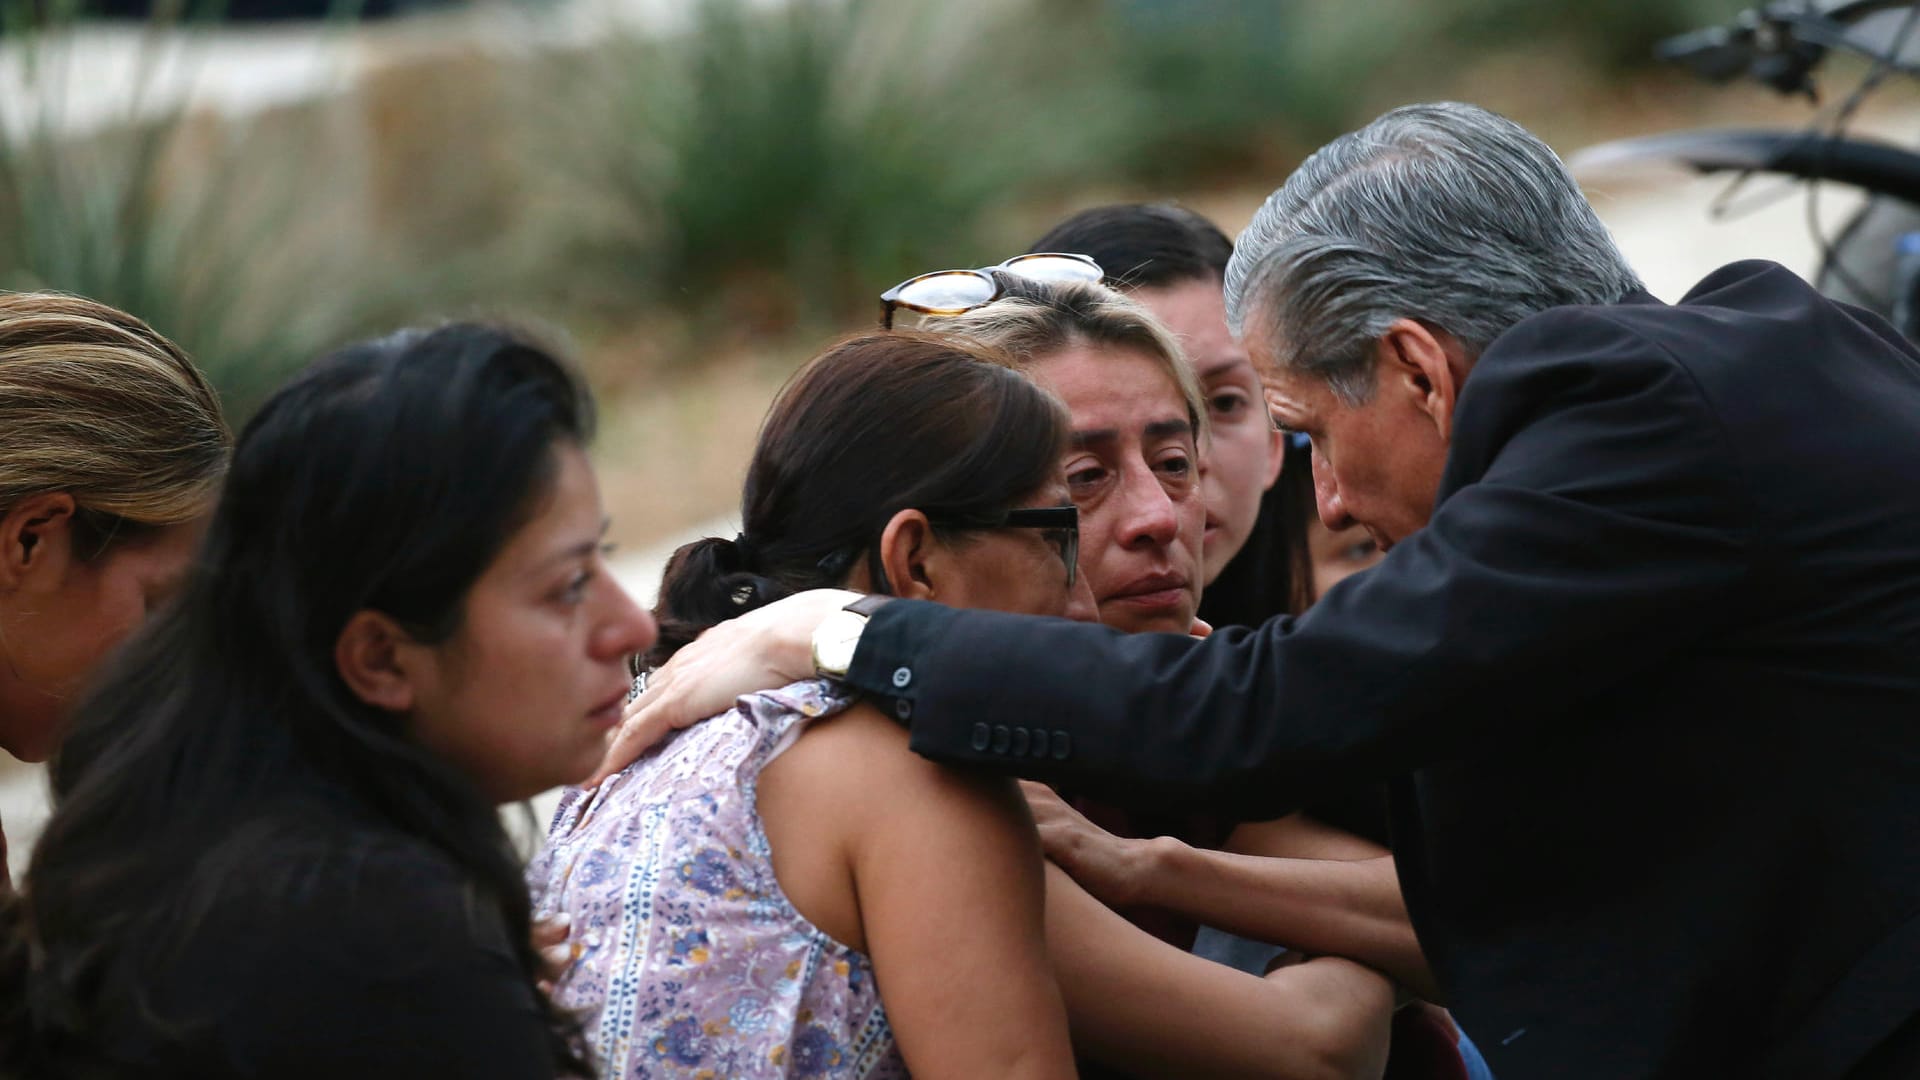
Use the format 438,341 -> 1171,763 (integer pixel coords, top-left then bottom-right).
1224,101 -> 1644,405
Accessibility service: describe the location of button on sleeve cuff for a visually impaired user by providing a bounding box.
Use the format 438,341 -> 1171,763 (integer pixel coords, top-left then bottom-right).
844,598 -> 959,727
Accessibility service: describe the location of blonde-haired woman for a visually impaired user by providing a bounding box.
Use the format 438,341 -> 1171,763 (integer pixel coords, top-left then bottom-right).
0,293 -> 229,879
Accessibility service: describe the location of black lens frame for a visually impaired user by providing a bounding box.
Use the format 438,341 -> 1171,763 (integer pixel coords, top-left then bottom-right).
988,504 -> 1079,589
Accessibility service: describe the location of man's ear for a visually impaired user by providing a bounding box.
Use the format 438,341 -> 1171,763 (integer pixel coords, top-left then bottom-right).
875,509 -> 938,602
335,610 -> 421,713
0,492 -> 78,593
1376,319 -> 1472,440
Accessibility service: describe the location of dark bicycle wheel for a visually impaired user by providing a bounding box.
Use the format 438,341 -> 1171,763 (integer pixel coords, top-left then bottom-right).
1816,194 -> 1920,319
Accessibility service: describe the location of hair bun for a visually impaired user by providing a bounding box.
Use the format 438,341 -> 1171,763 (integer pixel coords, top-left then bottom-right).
649,536 -> 795,668
726,532 -> 759,574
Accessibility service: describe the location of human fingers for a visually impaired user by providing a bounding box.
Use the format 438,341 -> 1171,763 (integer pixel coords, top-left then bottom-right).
531,912 -> 569,950
1018,780 -> 1075,831
589,589 -> 862,784
533,914 -> 574,984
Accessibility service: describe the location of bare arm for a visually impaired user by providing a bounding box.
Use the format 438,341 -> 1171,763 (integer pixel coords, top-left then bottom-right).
1026,784 -> 1435,1000
765,704 -> 1075,1080
1223,815 -> 1386,862
1144,843 -> 1436,1002
1047,862 -> 1394,1080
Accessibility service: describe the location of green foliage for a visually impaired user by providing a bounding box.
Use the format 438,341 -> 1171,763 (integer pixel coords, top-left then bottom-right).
536,0 -> 1134,332
1100,1 -> 1439,176
0,0 -> 1763,393
0,10 -> 409,418
1096,0 -> 1756,178
1434,0 -> 1753,71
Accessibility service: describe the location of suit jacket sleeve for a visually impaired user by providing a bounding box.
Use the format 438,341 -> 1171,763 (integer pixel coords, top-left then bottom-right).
844,307 -> 1759,819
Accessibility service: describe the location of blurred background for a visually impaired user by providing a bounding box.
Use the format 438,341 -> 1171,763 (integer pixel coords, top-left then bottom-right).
7,0 -> 1919,872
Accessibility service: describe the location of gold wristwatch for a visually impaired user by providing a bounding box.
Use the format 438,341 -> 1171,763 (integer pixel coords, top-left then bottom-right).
811,594 -> 892,679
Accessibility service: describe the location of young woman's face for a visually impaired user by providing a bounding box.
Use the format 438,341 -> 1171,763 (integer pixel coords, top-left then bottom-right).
1135,277 -> 1282,585
404,443 -> 657,802
0,503 -> 204,761
1030,343 -> 1205,635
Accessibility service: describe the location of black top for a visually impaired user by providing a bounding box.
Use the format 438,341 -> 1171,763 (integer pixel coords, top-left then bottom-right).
82,815 -> 556,1079
844,262 -> 1920,1079
1195,481 -> 1304,633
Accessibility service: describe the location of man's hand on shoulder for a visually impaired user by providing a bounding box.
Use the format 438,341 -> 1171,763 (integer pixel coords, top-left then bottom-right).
587,588 -> 860,785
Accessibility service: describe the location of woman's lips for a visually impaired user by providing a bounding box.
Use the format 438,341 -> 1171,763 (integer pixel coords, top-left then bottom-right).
1105,572 -> 1192,611
586,684 -> 630,728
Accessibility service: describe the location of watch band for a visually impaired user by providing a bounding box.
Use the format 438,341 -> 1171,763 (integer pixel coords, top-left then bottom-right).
844,594 -> 894,618
811,594 -> 894,680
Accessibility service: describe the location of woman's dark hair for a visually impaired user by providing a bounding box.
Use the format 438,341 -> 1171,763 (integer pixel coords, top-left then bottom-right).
1277,435 -> 1318,607
650,331 -> 1068,667
1197,436 -> 1316,627
1027,202 -> 1233,291
0,323 -> 594,1074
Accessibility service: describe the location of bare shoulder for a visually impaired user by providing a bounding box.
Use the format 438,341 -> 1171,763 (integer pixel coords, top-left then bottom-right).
776,699 -> 1021,818
780,697 -> 912,759
758,695 -> 1031,951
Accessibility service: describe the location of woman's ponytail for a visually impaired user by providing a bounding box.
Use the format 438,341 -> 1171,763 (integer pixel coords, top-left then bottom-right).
647,535 -> 795,667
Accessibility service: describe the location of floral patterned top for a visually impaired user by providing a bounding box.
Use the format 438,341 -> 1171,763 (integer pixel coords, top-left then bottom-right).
527,679 -> 908,1080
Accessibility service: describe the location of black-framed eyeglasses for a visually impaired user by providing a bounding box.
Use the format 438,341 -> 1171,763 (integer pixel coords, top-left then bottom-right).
927,504 -> 1079,590
829,503 -> 1080,595
975,504 -> 1079,589
879,252 -> 1105,329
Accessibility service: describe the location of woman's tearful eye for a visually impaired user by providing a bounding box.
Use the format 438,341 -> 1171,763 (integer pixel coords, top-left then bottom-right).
1209,390 -> 1250,420
1068,464 -> 1108,493
1156,453 -> 1195,488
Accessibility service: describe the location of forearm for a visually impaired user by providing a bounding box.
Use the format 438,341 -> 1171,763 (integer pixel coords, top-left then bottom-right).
1047,864 -> 1393,1080
1225,814 -> 1388,861
1135,841 -> 1438,1001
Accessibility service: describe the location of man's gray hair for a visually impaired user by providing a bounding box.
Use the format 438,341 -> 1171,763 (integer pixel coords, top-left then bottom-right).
1225,101 -> 1643,405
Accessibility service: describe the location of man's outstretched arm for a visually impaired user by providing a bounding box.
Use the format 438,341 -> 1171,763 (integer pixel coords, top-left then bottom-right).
603,313 -> 1754,819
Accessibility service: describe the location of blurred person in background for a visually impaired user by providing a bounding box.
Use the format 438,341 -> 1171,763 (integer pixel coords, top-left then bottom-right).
2,323 -> 651,1077
0,293 -> 230,888
533,333 -> 1083,1079
1286,432 -> 1386,597
606,101 -> 1920,1078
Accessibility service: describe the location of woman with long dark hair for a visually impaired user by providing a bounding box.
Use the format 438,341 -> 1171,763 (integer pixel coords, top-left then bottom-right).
533,332 -> 1081,1079
1,323 -> 653,1077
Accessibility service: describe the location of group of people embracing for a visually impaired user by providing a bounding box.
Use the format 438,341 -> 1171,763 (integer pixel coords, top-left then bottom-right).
1,100 -> 1917,1080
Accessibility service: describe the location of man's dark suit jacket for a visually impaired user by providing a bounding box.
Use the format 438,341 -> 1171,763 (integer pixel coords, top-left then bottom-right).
844,261 -> 1920,1078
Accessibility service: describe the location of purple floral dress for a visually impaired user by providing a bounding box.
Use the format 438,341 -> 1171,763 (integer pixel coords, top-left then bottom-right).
527,679 -> 908,1079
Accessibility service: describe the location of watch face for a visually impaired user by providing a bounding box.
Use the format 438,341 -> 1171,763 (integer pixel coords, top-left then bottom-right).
813,609 -> 866,676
